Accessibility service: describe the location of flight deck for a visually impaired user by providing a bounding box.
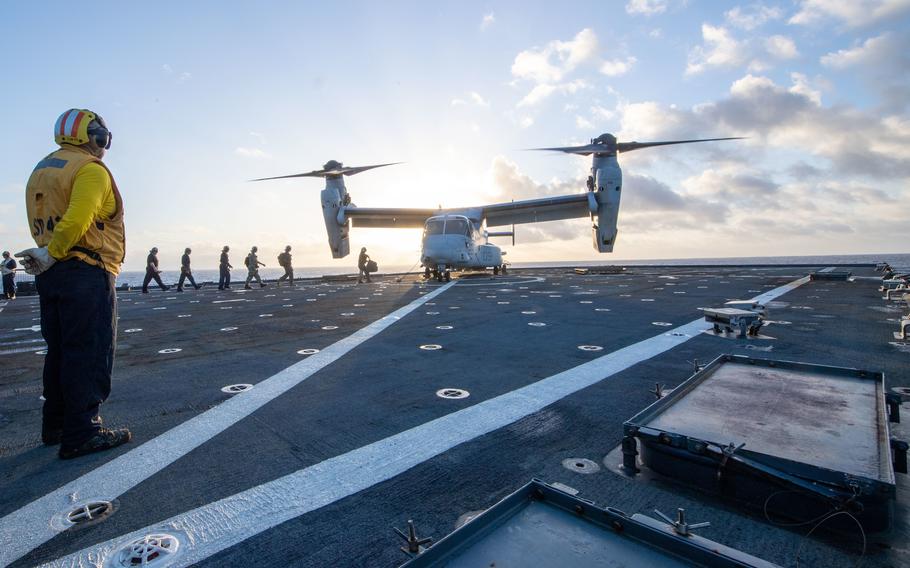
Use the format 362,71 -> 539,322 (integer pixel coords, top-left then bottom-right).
0,264 -> 908,567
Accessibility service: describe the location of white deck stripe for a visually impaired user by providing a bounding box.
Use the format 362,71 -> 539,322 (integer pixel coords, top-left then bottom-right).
0,282 -> 455,566
41,276 -> 810,567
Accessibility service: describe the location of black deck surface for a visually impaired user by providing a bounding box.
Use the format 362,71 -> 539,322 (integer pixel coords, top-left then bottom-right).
1,265 -> 908,567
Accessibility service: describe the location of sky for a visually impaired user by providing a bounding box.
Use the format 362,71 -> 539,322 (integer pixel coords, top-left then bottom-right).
1,0 -> 908,271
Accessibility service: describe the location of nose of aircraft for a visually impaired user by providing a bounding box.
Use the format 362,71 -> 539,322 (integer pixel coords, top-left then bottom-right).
423,235 -> 465,264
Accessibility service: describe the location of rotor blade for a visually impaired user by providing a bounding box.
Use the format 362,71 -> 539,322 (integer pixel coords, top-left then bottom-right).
339,162 -> 403,176
249,162 -> 402,182
528,144 -> 614,156
616,137 -> 744,153
248,170 -> 331,182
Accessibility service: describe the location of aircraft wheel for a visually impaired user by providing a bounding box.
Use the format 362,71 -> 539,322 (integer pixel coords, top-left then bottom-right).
424,267 -> 430,279
493,266 -> 499,275
501,264 -> 507,275
436,271 -> 443,282
445,271 -> 451,282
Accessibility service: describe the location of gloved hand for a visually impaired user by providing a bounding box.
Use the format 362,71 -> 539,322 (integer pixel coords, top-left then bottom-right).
15,247 -> 57,276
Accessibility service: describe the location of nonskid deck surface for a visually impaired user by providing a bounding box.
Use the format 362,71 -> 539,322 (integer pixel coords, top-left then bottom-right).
0,266 -> 906,567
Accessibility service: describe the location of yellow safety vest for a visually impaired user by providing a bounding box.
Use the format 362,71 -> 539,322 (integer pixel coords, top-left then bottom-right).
25,146 -> 126,275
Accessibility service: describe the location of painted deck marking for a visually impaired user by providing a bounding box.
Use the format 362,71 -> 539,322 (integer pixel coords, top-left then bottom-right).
0,282 -> 456,567
41,276 -> 810,567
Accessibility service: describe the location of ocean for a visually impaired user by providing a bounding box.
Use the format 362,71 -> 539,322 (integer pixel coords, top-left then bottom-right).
9,253 -> 909,288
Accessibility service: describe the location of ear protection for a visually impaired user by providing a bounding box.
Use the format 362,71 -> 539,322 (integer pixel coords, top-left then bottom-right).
89,126 -> 112,150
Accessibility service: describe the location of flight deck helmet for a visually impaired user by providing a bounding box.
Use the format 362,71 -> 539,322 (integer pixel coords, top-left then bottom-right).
54,109 -> 112,149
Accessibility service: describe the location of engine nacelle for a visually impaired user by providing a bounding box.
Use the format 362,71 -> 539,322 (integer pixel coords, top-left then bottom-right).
321,183 -> 350,258
591,157 -> 622,252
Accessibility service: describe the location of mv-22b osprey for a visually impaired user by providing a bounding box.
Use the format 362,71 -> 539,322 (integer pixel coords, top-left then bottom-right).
252,134 -> 740,281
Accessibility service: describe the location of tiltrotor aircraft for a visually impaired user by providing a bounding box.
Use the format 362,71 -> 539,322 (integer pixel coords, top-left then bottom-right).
252,133 -> 740,281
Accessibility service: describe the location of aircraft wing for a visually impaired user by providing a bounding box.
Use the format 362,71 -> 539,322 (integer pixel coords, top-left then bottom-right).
482,193 -> 592,227
343,207 -> 440,228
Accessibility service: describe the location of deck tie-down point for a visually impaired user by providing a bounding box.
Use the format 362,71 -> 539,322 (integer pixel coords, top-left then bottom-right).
653,508 -> 711,537
394,520 -> 432,556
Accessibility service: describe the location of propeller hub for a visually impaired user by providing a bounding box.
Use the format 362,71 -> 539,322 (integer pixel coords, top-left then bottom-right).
592,133 -> 617,146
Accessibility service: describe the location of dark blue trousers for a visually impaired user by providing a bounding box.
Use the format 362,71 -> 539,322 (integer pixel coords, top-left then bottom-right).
36,260 -> 116,447
2,273 -> 14,298
219,265 -> 231,289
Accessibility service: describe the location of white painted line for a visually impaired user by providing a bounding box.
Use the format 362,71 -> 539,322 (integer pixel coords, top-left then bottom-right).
0,281 -> 457,567
40,276 -> 810,567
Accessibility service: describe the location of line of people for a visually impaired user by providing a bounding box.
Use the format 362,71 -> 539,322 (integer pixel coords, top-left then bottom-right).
141,245 -> 297,293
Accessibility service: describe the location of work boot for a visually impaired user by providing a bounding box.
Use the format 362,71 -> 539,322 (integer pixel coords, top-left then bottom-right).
59,428 -> 132,460
244,285 -> 252,290
176,287 -> 184,292
260,283 -> 267,288
42,426 -> 62,446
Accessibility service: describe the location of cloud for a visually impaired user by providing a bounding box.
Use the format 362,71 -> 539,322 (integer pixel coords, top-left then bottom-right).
162,64 -> 173,73
511,28 -> 598,84
600,56 -> 638,76
617,73 -> 910,181
686,24 -> 748,74
480,12 -> 495,30
821,32 -> 903,68
517,80 -> 587,107
452,92 -> 489,107
687,25 -> 801,75
765,35 -> 799,59
787,72 -> 822,105
510,29 -> 633,110
576,115 -> 594,129
725,4 -> 783,29
234,147 -> 272,159
626,0 -> 669,16
789,0 -> 910,28
820,32 -> 910,112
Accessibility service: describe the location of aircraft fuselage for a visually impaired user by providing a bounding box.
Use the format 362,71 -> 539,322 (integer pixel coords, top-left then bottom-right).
421,214 -> 504,275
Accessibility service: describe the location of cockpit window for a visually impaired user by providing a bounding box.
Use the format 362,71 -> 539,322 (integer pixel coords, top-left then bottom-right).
425,219 -> 444,235
444,218 -> 469,235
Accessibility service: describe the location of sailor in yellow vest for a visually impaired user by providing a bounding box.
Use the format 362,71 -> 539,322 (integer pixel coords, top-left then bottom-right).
16,109 -> 132,459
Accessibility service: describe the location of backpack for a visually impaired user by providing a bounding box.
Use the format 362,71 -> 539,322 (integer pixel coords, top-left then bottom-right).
244,255 -> 251,268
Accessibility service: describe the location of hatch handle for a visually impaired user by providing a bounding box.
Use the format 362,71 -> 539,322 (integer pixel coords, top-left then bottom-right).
891,439 -> 909,474
886,393 -> 901,423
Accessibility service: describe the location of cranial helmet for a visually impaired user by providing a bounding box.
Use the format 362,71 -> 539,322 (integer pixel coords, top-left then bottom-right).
54,109 -> 112,149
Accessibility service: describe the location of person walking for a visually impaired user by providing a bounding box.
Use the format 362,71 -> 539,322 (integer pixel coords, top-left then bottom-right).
141,247 -> 168,293
16,108 -> 131,459
244,246 -> 266,289
218,245 -> 232,290
358,247 -> 372,283
176,247 -> 201,291
1,251 -> 17,299
277,245 -> 294,286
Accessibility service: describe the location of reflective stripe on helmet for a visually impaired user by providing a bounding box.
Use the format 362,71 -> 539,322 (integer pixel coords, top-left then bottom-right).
71,111 -> 88,137
64,110 -> 81,136
55,110 -> 74,137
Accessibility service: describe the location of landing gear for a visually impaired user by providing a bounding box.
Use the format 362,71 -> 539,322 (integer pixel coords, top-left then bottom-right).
445,271 -> 451,282
493,266 -> 499,276
424,267 -> 431,279
501,264 -> 507,275
435,270 -> 443,282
